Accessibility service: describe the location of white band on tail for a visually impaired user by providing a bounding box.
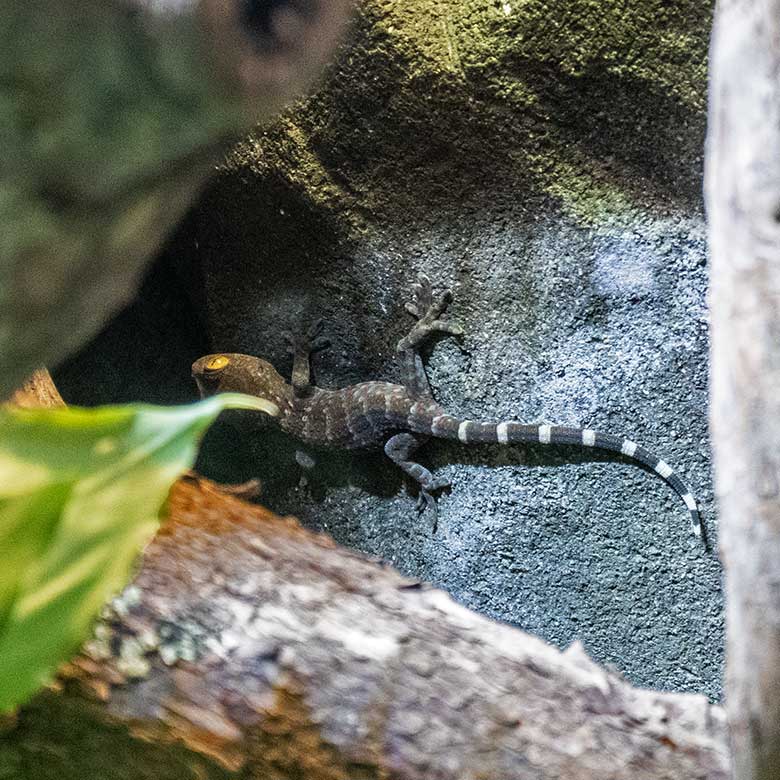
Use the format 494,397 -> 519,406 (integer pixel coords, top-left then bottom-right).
621,439 -> 637,457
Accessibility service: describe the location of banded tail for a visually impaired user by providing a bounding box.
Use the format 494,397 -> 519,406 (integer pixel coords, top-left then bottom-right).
420,414 -> 702,543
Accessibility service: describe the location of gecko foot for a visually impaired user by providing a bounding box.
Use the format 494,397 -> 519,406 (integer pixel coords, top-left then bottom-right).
398,274 -> 463,352
385,433 -> 450,529
415,477 -> 451,530
282,319 -> 331,358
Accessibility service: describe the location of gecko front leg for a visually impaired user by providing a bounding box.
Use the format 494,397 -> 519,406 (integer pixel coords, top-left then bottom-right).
385,432 -> 450,527
282,319 -> 330,398
397,273 -> 463,398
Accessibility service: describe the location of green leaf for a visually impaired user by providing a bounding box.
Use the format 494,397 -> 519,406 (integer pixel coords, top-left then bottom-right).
0,392 -> 276,712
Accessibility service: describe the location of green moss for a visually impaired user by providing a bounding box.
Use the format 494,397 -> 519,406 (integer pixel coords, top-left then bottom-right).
229,117 -> 362,229
418,0 -> 709,217
361,0 -> 710,112
534,156 -> 637,226
246,0 -> 710,227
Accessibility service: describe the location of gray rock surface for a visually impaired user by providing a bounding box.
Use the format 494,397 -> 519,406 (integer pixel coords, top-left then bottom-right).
57,0 -> 722,699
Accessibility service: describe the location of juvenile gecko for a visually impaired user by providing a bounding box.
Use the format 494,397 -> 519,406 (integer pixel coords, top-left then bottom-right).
192,275 -> 703,544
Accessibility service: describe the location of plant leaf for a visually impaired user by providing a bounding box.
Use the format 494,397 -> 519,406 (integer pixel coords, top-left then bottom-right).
0,392 -> 276,712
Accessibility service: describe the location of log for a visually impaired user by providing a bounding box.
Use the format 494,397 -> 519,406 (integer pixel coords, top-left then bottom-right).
1,477 -> 730,779
706,2 -> 780,778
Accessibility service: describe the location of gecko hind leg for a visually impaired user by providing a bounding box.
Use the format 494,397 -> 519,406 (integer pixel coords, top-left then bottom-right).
397,274 -> 463,397
282,319 -> 330,397
385,432 -> 450,527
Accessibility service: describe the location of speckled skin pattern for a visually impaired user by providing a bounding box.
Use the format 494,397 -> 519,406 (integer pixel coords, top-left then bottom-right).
193,275 -> 702,542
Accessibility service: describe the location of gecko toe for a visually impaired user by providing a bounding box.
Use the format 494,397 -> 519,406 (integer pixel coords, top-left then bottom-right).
415,478 -> 449,526
416,489 -> 440,531
282,330 -> 295,352
284,321 -> 331,355
311,336 -> 331,352
429,319 -> 463,337
307,319 -> 326,339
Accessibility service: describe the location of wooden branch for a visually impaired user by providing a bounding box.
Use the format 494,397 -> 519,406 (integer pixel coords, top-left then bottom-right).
1,477 -> 730,778
706,2 -> 780,779
8,367 -> 65,408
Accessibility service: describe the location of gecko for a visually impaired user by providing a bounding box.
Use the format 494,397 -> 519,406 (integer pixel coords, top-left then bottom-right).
192,274 -> 703,545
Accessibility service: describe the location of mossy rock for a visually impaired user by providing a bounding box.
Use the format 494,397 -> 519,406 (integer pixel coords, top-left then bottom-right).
59,0 -> 722,699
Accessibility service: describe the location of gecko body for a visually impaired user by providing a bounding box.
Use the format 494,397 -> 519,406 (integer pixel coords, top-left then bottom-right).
192,276 -> 702,543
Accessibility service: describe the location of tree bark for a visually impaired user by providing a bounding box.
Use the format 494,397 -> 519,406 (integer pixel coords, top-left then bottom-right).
706,2 -> 780,778
8,368 -> 65,408
1,476 -> 730,779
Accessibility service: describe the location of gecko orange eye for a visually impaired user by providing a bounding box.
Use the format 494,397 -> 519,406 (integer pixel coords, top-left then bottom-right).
205,355 -> 230,372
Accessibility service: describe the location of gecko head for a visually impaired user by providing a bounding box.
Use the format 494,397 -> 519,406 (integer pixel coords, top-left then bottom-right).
192,353 -> 286,411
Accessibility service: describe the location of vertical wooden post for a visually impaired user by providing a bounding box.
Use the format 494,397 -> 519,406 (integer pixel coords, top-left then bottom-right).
707,2 -> 780,778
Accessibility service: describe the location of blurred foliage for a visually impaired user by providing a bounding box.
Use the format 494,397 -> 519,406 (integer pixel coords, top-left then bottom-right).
0,0 -> 351,397
0,393 -> 276,712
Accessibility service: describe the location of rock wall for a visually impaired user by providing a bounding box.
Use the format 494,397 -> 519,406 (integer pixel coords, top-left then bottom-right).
57,0 -> 722,698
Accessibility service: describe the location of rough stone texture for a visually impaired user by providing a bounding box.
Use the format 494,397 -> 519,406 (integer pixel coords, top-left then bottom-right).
56,0 -> 723,699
